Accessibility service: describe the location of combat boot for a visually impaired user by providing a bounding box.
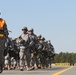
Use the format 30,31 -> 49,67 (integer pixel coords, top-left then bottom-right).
20,66 -> 24,71
26,67 -> 32,71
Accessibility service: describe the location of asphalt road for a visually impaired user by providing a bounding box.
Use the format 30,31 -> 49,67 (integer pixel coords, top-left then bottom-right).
0,66 -> 75,75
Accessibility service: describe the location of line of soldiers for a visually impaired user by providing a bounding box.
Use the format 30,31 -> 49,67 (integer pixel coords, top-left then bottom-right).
4,27 -> 55,71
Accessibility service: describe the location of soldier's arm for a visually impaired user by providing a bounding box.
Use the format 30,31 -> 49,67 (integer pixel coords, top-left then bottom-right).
3,24 -> 9,37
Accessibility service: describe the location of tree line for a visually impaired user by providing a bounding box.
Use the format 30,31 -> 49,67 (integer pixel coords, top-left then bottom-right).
53,52 -> 76,63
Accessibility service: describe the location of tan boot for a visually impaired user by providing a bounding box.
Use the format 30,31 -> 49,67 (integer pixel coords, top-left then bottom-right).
26,67 -> 31,71
20,66 -> 24,71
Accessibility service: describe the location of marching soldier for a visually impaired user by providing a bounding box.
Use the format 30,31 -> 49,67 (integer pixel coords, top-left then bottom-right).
0,18 -> 8,73
28,28 -> 38,69
47,40 -> 55,68
18,27 -> 31,71
37,35 -> 44,68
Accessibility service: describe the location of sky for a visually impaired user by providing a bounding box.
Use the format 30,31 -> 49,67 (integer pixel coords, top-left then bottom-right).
0,0 -> 76,53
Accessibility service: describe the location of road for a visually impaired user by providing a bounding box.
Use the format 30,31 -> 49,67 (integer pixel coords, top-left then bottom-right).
0,66 -> 75,75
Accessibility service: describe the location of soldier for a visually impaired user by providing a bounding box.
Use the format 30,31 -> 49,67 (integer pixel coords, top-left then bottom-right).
6,37 -> 19,70
18,27 -> 31,71
0,18 -> 8,73
13,38 -> 20,69
28,28 -> 39,69
38,37 -> 48,69
37,35 -> 44,68
47,40 -> 55,68
4,37 -> 14,70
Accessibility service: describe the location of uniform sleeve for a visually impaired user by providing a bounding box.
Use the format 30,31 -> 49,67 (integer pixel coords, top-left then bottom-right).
29,34 -> 37,47
3,24 -> 9,37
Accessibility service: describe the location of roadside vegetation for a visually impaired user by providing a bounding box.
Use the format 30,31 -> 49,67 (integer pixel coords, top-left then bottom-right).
53,52 -> 76,63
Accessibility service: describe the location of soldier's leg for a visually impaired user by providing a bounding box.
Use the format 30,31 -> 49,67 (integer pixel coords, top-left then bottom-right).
25,49 -> 31,70
33,55 -> 39,69
45,58 -> 49,68
16,54 -> 20,69
19,49 -> 25,71
30,54 -> 38,70
37,54 -> 41,68
49,59 -> 52,68
30,53 -> 34,68
33,50 -> 39,69
0,39 -> 5,73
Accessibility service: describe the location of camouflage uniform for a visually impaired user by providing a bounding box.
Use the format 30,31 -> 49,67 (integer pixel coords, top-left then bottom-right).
37,36 -> 44,68
19,27 -> 31,71
4,53 -> 11,70
13,38 -> 20,69
4,37 -> 14,70
28,28 -> 38,69
47,40 -> 55,68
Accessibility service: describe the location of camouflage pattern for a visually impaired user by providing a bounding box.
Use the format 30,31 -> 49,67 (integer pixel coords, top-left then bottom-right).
0,24 -> 55,72
18,29 -> 31,71
28,29 -> 39,69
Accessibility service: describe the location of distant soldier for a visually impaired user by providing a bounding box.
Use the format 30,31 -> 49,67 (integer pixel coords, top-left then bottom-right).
38,37 -> 48,69
4,37 -> 14,70
37,35 -> 44,68
5,37 -> 19,70
28,28 -> 38,69
0,18 -> 8,73
19,27 -> 31,71
13,38 -> 20,69
47,40 -> 55,68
